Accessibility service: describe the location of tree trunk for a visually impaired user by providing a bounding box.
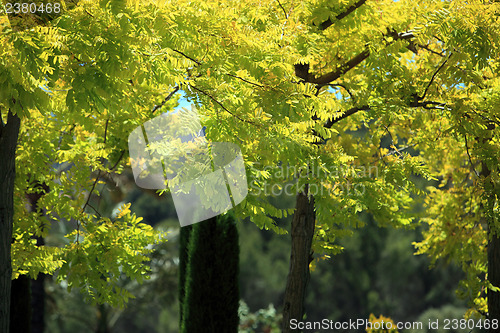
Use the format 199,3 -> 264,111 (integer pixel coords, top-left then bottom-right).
27,182 -> 49,333
483,160 -> 500,330
10,179 -> 49,333
476,123 -> 500,330
10,275 -> 31,333
0,110 -> 21,332
282,185 -> 315,333
178,224 -> 192,328
488,232 -> 500,328
31,259 -> 45,333
96,303 -> 110,333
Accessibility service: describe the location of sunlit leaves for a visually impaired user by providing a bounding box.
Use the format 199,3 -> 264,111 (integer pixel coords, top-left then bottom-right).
57,203 -> 161,307
3,0 -> 499,313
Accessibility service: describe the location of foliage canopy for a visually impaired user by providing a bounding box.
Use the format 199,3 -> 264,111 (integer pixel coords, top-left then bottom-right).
1,0 -> 499,318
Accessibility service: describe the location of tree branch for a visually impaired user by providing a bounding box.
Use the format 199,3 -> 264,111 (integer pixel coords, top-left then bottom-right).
171,49 -> 201,65
409,99 -> 447,110
86,203 -> 102,217
103,118 -> 109,145
82,171 -> 102,213
276,0 -> 288,19
418,44 -> 445,57
152,86 -> 180,113
311,104 -> 369,145
303,49 -> 370,87
295,29 -> 415,87
109,150 -> 125,171
190,85 -> 259,126
380,143 -> 417,159
469,109 -> 500,127
420,52 -> 452,100
386,28 -> 415,41
225,73 -> 265,88
324,105 -> 370,128
464,134 -> 480,177
84,9 -> 94,18
319,0 -> 367,30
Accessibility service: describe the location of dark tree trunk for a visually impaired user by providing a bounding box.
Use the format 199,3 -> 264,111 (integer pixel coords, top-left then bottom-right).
476,123 -> 500,331
488,232 -> 500,328
180,214 -> 240,333
10,179 -> 49,333
10,275 -> 31,333
0,110 -> 21,333
30,257 -> 45,333
282,186 -> 315,333
27,182 -> 49,333
96,304 -> 110,333
178,224 -> 192,328
482,160 -> 500,330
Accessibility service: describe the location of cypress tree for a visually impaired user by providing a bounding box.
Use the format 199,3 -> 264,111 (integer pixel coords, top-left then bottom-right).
178,224 -> 193,327
213,212 -> 240,330
180,213 -> 239,333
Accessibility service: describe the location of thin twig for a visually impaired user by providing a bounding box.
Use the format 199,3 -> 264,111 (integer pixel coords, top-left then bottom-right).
83,171 -> 102,214
171,49 -> 201,65
103,118 -> 109,144
377,149 -> 388,166
225,73 -> 265,88
469,109 -> 500,126
276,0 -> 292,42
464,134 -> 480,177
78,151 -> 124,238
77,168 -> 101,243
380,144 -> 417,159
109,150 -> 125,171
201,43 -> 210,63
57,124 -> 76,149
418,44 -> 445,57
421,52 -> 453,100
433,35 -> 445,44
152,86 -> 180,113
276,0 -> 288,18
86,203 -> 102,217
78,129 -> 125,241
190,85 -> 259,126
383,124 -> 404,158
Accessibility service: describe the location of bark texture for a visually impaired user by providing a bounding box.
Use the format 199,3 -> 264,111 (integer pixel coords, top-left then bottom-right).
282,186 -> 315,332
483,161 -> 500,330
0,110 -> 21,332
28,182 -> 49,333
488,232 -> 500,328
10,275 -> 31,333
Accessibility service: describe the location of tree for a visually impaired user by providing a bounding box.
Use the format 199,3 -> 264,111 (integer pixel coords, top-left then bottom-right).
414,52 -> 500,320
9,180 -> 49,333
393,1 -> 500,324
237,1 -> 500,329
180,213 -> 239,333
0,110 -> 21,332
1,1 -> 171,329
178,224 -> 192,329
